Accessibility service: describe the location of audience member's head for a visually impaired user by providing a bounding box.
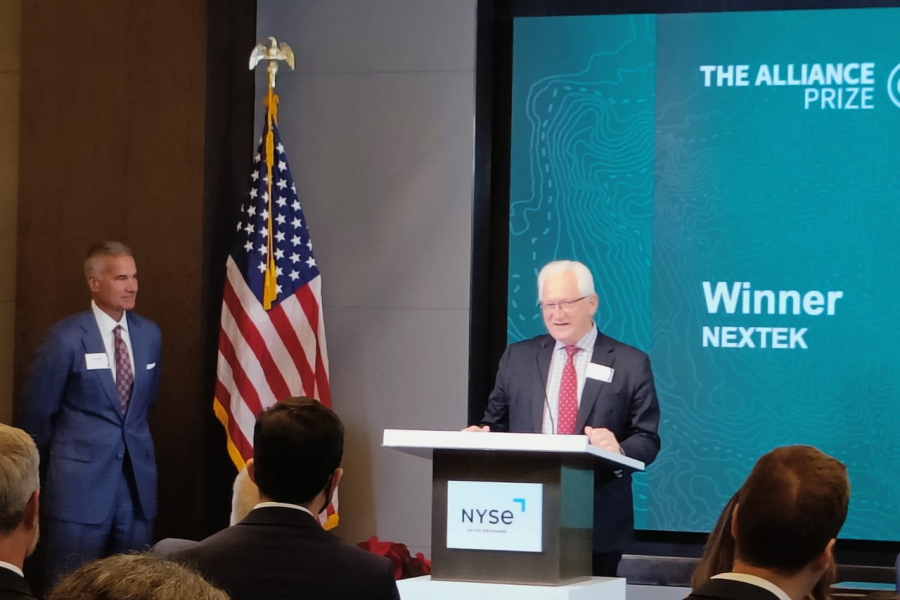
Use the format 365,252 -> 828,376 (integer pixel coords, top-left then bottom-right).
229,462 -> 260,526
692,490 -> 740,589
732,446 -> 848,594
0,423 -> 40,568
693,486 -> 837,600
250,397 -> 345,514
46,553 -> 229,600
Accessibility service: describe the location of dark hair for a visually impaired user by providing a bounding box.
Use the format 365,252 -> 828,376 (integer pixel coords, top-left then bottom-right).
692,491 -> 739,589
253,397 -> 344,504
735,445 -> 849,575
693,487 -> 837,600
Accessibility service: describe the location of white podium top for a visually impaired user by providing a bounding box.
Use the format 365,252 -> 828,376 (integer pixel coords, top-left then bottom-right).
382,429 -> 644,471
397,575 -> 626,600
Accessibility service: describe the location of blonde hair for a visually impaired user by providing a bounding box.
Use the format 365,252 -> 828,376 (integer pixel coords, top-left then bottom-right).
47,553 -> 230,600
0,423 -> 39,534
230,464 -> 259,525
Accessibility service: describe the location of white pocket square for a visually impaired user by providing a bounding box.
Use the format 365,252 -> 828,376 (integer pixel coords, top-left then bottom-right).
146,363 -> 157,370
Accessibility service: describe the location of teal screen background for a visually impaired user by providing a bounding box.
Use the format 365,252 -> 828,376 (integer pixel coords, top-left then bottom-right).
509,8 -> 900,539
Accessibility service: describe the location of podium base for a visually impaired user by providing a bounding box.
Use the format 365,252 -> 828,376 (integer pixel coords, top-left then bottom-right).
397,575 -> 626,600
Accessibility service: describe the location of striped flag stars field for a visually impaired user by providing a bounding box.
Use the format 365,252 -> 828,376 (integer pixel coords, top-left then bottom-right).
214,107 -> 336,528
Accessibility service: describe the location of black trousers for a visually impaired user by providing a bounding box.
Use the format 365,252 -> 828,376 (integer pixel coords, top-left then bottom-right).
592,551 -> 623,577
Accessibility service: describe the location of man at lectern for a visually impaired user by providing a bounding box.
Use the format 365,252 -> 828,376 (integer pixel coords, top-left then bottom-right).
466,260 -> 661,577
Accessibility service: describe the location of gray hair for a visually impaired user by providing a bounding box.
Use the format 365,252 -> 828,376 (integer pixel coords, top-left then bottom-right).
0,423 -> 40,535
537,260 -> 596,301
47,553 -> 230,600
84,241 -> 133,278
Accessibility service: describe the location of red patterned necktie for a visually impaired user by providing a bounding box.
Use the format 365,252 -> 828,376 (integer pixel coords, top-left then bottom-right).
114,325 -> 134,414
557,345 -> 580,434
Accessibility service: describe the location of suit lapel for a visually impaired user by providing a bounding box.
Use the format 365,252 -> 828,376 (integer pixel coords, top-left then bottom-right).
532,338 -> 553,432
79,311 -> 123,420
574,332 -> 615,433
128,313 -> 145,412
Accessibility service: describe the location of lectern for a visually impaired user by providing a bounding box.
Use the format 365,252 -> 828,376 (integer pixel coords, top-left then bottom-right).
382,429 -> 644,587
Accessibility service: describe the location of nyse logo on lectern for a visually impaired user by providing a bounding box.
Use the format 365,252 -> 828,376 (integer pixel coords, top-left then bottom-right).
460,497 -> 527,526
447,481 -> 543,553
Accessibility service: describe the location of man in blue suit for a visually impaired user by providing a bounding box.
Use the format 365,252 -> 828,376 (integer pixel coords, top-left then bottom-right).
466,260 -> 661,577
20,241 -> 162,587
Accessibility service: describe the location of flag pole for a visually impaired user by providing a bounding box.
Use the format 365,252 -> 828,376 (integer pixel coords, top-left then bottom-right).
241,39 -> 339,530
249,38 -> 296,309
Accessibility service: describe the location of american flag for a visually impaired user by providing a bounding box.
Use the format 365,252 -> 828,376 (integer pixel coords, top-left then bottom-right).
214,105 -> 337,528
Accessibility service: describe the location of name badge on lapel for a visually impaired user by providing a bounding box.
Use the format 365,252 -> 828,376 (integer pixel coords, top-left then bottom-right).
586,363 -> 614,383
85,353 -> 110,370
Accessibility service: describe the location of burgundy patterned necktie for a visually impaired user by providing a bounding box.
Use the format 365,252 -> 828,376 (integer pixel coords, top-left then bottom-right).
114,325 -> 134,414
557,345 -> 580,434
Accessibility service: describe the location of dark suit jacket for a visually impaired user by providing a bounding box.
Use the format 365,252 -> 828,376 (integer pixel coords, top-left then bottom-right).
150,538 -> 198,555
168,507 -> 400,600
0,567 -> 36,600
687,577 -> 784,600
20,310 -> 162,524
480,330 -> 661,552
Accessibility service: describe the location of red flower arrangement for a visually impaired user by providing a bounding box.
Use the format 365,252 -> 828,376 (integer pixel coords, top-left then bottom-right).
358,536 -> 432,580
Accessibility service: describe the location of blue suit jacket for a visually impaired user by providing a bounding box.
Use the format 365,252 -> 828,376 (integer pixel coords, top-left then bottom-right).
480,331 -> 661,553
20,310 -> 162,524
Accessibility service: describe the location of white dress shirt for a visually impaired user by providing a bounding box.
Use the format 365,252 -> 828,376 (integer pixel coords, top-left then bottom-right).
541,324 -> 598,434
712,573 -> 793,600
0,560 -> 24,577
253,501 -> 317,520
92,300 -> 134,382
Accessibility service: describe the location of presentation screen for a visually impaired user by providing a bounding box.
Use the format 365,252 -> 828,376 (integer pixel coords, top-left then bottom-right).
507,7 -> 900,540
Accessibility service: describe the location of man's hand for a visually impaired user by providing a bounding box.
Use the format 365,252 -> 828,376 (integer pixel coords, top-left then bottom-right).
584,426 -> 622,454
463,425 -> 490,432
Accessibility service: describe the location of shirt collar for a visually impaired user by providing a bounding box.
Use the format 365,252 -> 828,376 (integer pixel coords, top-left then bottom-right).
554,322 -> 597,352
0,560 -> 23,578
252,501 -> 316,520
712,572 -> 793,600
92,300 -> 128,333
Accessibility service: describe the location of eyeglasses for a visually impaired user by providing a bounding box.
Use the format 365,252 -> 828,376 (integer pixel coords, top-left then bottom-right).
540,295 -> 589,313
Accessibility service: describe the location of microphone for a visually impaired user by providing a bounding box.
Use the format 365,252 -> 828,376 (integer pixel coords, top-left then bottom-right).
537,340 -> 556,435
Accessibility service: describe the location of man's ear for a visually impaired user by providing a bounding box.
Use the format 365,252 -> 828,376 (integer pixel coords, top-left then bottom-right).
246,458 -> 256,484
813,538 -> 837,573
23,489 -> 39,531
331,468 -> 344,494
587,293 -> 599,317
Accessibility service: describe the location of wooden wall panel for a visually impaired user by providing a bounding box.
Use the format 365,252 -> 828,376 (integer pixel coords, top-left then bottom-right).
13,0 -> 245,543
0,0 -> 22,426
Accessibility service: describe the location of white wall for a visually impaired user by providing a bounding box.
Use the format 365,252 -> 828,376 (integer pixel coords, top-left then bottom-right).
256,0 -> 476,556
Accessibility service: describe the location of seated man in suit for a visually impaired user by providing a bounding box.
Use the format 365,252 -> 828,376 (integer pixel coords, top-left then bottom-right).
166,397 -> 399,600
0,423 -> 41,600
466,259 -> 661,576
46,554 -> 228,600
687,446 -> 849,600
